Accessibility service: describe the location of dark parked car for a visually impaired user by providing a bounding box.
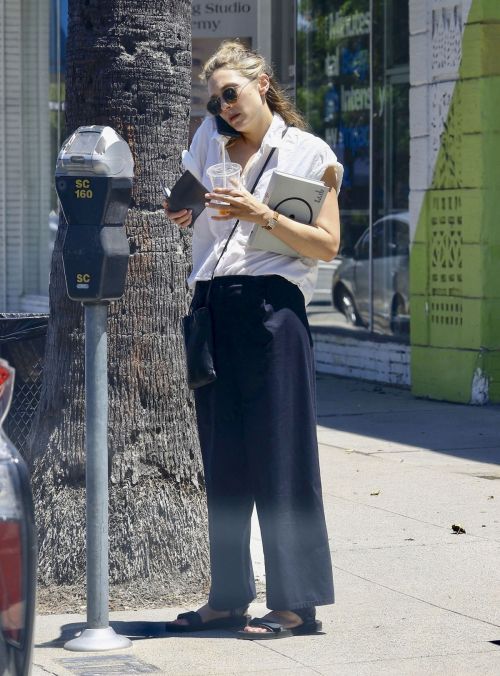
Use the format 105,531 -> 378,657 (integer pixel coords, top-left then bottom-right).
0,360 -> 36,676
332,213 -> 410,335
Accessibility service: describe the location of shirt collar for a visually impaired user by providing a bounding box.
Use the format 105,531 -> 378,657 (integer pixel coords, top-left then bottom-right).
260,113 -> 287,150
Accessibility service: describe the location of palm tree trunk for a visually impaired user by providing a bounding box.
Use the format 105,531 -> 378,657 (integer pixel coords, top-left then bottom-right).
29,0 -> 209,608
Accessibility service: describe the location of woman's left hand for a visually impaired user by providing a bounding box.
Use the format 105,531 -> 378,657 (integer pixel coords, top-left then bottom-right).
205,187 -> 270,224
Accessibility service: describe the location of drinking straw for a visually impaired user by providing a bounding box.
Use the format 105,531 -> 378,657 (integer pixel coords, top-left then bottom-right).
220,137 -> 227,188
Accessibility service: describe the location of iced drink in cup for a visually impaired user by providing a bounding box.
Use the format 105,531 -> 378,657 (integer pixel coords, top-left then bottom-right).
206,162 -> 242,217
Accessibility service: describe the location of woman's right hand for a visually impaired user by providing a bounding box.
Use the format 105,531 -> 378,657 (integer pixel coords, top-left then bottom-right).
163,199 -> 193,228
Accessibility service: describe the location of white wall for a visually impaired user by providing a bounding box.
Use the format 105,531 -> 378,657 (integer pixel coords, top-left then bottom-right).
409,0 -> 472,241
313,329 -> 411,386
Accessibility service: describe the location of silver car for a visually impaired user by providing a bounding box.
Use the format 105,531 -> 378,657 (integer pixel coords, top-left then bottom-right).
332,213 -> 410,335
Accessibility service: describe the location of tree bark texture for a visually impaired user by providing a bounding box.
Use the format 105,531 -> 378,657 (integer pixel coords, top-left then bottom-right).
29,0 -> 210,605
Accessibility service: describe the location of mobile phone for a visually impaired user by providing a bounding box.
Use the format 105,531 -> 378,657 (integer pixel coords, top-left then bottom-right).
161,184 -> 171,199
215,115 -> 241,138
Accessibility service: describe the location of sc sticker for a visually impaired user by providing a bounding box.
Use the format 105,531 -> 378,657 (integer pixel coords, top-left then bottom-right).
76,273 -> 91,288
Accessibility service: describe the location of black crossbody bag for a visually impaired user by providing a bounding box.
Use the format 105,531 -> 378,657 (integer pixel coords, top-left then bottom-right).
183,130 -> 287,389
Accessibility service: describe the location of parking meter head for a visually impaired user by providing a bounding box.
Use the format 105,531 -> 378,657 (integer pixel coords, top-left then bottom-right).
55,126 -> 135,303
56,126 -> 134,178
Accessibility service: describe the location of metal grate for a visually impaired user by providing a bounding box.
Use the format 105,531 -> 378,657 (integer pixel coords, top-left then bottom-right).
0,314 -> 48,458
59,655 -> 160,674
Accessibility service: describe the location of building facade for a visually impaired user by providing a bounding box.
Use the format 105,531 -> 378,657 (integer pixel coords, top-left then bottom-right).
297,0 -> 500,404
409,0 -> 500,403
1,0 -> 499,403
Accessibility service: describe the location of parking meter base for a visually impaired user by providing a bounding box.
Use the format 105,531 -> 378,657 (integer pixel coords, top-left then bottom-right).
64,626 -> 132,652
62,225 -> 129,301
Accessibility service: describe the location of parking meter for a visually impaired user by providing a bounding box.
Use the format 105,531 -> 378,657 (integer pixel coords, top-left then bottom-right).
55,126 -> 134,302
55,127 -> 135,652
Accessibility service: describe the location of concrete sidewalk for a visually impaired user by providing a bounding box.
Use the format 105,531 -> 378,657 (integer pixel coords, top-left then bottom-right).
32,375 -> 500,675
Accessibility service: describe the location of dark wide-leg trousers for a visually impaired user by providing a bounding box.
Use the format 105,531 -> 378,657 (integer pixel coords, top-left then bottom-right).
193,275 -> 334,611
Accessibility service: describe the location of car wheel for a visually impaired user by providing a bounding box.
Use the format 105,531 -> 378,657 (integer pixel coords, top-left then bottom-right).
336,285 -> 362,326
390,294 -> 409,336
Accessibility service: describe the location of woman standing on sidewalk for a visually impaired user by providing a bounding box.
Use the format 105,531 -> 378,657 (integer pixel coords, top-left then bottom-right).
164,40 -> 342,639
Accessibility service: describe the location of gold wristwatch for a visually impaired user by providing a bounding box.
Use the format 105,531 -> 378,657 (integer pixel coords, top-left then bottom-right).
262,210 -> 280,231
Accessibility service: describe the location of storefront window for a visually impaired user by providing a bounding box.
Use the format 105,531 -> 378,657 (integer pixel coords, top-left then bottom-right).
297,0 -> 409,339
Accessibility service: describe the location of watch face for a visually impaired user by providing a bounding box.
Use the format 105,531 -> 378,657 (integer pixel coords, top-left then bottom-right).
265,213 -> 278,230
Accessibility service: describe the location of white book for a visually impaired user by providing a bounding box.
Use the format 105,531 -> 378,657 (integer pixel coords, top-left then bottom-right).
248,170 -> 329,258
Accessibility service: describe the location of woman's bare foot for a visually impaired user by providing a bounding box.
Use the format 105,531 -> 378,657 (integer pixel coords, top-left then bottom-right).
242,610 -> 303,634
166,603 -> 232,627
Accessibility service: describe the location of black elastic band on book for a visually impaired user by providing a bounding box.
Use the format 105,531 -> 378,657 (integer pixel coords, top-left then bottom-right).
205,126 -> 288,305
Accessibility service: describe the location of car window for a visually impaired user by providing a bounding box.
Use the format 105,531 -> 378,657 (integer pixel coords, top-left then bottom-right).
373,218 -> 409,258
393,220 -> 409,256
372,223 -> 386,258
354,217 -> 409,260
355,231 -> 370,260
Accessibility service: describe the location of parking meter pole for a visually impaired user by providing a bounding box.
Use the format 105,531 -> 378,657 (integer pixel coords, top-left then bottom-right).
56,126 -> 134,652
64,303 -> 131,653
85,302 -> 110,630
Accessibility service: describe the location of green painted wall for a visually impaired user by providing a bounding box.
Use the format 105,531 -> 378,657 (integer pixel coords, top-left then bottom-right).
410,0 -> 500,403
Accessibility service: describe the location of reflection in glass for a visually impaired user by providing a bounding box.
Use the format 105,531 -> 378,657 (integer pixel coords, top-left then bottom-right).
298,0 -> 409,339
330,213 -> 409,334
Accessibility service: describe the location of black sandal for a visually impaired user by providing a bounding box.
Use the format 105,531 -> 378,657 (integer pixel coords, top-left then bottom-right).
238,606 -> 322,640
165,605 -> 250,633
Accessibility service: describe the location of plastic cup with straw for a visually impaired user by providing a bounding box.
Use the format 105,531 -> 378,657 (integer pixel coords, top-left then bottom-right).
206,159 -> 242,218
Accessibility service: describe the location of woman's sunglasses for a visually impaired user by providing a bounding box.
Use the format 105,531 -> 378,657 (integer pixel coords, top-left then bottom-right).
206,80 -> 252,116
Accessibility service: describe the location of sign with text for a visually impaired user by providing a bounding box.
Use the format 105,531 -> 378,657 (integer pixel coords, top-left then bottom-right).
192,2 -> 257,37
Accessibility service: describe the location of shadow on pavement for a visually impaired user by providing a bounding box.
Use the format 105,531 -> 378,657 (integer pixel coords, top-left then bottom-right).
315,375 -> 500,467
35,620 -> 241,647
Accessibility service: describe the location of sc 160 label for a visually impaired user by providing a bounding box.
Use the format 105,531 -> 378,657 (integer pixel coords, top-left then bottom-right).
75,179 -> 93,198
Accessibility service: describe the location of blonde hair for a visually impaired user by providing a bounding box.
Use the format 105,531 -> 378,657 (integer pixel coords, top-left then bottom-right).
200,40 -> 308,130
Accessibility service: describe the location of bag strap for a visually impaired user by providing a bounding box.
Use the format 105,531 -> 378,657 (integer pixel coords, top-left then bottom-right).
204,127 -> 288,305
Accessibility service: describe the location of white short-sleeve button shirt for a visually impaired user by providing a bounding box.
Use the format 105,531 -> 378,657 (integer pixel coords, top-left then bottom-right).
185,113 -> 343,305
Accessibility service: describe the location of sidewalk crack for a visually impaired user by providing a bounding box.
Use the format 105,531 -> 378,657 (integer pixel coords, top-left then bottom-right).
252,641 -> 324,673
330,646 -> 500,668
33,664 -> 59,676
326,492 -> 499,542
333,564 -> 500,629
